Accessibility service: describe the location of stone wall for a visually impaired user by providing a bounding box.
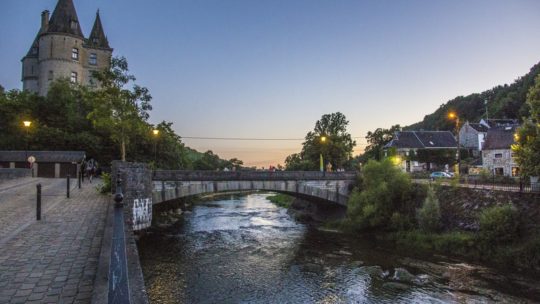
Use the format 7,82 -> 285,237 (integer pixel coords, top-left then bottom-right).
0,168 -> 31,180
482,149 -> 518,176
437,186 -> 540,232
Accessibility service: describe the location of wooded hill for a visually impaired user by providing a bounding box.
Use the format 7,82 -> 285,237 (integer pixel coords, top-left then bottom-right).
406,61 -> 540,131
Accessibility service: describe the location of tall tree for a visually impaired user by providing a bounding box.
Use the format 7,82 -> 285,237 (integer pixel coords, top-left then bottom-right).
358,125 -> 401,163
513,74 -> 540,177
285,112 -> 356,170
87,57 -> 152,161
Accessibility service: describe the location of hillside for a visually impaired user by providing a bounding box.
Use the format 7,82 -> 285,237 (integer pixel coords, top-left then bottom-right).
406,61 -> 540,131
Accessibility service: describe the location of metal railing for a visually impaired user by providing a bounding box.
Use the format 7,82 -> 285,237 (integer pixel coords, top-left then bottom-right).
152,170 -> 358,181
415,176 -> 540,193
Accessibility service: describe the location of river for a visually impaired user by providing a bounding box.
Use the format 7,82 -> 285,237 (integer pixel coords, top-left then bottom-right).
137,193 -> 539,303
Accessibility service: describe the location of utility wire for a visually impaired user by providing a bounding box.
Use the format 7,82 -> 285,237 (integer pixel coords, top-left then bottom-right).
181,136 -> 366,141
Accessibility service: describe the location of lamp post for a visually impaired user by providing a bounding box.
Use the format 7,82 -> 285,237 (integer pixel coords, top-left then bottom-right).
23,120 -> 32,164
152,129 -> 159,165
320,136 -> 327,172
448,112 -> 460,175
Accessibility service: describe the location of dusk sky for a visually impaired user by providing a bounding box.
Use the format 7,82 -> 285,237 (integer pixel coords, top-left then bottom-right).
1,0 -> 540,167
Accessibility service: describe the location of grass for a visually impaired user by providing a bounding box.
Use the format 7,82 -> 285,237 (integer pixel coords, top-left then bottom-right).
266,193 -> 294,208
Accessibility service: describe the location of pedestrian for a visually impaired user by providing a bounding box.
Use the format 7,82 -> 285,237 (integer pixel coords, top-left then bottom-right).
86,158 -> 96,183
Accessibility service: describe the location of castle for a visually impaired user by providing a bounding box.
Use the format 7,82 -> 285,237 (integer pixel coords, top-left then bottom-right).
21,0 -> 113,96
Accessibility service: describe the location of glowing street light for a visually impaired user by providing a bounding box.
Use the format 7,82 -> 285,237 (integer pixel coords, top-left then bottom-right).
23,121 -> 32,127
152,129 -> 160,165
320,135 -> 327,172
448,112 -> 460,175
22,120 -> 32,169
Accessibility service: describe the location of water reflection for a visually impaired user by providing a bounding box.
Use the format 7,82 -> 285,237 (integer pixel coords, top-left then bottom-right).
137,193 -> 539,303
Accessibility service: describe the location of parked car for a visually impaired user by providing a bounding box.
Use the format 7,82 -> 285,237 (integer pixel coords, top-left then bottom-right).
430,171 -> 452,180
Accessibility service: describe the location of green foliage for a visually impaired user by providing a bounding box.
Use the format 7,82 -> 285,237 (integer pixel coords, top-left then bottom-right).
97,172 -> 112,194
513,74 -> 540,177
407,62 -> 540,131
358,125 -> 401,163
87,57 -> 152,161
346,159 -> 413,230
391,230 -> 477,256
285,112 -> 356,170
479,204 -> 520,245
416,186 -> 441,232
267,193 -> 294,208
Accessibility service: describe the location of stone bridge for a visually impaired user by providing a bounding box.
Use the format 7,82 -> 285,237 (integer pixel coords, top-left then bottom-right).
112,162 -> 357,231
152,170 -> 357,206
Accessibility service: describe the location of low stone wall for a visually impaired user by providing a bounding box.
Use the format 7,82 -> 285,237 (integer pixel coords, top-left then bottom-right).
0,168 -> 31,180
437,186 -> 540,232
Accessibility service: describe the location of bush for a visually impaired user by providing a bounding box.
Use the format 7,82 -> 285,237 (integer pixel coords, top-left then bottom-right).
346,159 -> 413,230
267,193 -> 294,208
416,186 -> 441,232
97,172 -> 111,194
479,204 -> 519,245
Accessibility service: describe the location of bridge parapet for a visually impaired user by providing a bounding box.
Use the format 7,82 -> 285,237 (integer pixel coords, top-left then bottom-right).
152,170 -> 357,181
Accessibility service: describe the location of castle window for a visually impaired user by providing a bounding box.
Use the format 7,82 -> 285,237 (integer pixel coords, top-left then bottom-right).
48,70 -> 53,81
89,53 -> 97,65
72,48 -> 79,60
70,72 -> 78,83
70,20 -> 78,31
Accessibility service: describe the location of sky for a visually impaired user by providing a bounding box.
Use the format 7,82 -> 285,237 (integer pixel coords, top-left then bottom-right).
1,0 -> 540,167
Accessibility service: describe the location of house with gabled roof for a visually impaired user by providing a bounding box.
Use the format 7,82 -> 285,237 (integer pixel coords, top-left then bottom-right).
482,126 -> 519,177
384,131 -> 457,172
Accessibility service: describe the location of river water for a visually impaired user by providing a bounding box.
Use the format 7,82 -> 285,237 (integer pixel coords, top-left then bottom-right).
137,193 -> 539,303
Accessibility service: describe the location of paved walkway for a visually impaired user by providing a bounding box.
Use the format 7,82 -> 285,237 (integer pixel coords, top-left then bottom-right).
0,178 -> 109,304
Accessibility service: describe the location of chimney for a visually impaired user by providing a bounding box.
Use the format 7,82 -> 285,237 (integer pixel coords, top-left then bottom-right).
41,10 -> 49,31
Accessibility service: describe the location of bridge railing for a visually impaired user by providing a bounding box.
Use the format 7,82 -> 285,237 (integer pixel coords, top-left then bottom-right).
152,170 -> 358,181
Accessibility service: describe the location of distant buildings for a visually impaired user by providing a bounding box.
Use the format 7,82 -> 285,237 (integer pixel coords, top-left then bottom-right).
384,131 -> 457,172
21,0 -> 113,96
482,126 -> 519,177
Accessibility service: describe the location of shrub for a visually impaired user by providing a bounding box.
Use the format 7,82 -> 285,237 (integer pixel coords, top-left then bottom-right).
97,172 -> 111,194
346,159 -> 413,230
479,204 -> 519,245
416,186 -> 441,232
267,193 -> 294,208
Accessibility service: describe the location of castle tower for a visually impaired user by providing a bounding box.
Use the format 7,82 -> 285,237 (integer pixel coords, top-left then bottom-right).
21,0 -> 113,96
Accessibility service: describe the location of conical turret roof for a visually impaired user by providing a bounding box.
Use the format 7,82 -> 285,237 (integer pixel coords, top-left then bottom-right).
87,10 -> 111,49
47,0 -> 84,37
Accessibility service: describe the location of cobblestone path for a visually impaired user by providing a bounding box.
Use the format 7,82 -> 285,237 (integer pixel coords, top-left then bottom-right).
0,178 -> 109,304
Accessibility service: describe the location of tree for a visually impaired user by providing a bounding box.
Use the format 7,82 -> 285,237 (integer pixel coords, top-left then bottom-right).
513,74 -> 540,177
285,112 -> 356,170
193,150 -> 222,170
416,186 -> 441,232
87,57 -> 152,161
358,125 -> 401,163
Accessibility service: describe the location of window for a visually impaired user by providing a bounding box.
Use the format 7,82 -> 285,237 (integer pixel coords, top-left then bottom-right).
70,20 -> 78,31
494,153 -> 503,159
70,72 -> 78,83
48,70 -> 53,81
72,48 -> 79,60
89,53 -> 97,65
512,167 -> 520,177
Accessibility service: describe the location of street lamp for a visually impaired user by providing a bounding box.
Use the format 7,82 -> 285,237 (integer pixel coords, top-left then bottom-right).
320,136 -> 327,172
448,112 -> 460,175
22,120 -> 32,161
152,129 -> 159,165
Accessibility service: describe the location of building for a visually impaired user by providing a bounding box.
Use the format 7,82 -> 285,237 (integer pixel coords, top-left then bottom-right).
21,0 -> 113,96
459,122 -> 489,154
384,131 -> 457,172
0,151 -> 85,178
482,127 -> 519,177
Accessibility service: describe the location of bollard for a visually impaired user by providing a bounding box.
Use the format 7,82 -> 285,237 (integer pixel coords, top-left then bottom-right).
67,174 -> 70,198
113,173 -> 124,208
78,171 -> 82,189
36,183 -> 41,220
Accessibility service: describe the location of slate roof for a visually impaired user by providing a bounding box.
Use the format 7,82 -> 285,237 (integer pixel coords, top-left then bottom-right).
0,151 -> 85,163
86,11 -> 111,50
385,131 -> 457,149
47,0 -> 84,37
483,127 -> 516,150
468,123 -> 489,133
482,119 -> 519,128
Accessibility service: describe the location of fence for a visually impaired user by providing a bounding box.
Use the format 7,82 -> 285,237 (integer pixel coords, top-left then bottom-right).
415,176 -> 540,193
